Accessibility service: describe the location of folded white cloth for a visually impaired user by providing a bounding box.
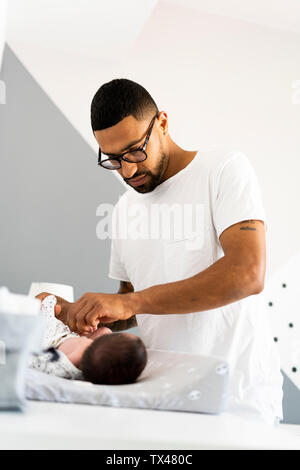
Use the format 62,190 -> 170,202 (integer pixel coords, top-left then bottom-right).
0,287 -> 44,410
0,287 -> 43,351
0,286 -> 40,317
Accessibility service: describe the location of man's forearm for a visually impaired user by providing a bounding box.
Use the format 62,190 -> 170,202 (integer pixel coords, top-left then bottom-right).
104,284 -> 137,331
128,256 -> 263,316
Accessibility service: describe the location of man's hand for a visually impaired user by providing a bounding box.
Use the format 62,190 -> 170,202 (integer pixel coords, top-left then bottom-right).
35,292 -> 69,323
65,292 -> 135,334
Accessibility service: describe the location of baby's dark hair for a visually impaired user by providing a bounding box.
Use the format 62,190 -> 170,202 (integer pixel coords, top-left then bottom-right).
81,333 -> 147,385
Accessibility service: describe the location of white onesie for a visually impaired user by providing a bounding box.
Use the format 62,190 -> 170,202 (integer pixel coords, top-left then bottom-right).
29,295 -> 82,380
40,295 -> 79,349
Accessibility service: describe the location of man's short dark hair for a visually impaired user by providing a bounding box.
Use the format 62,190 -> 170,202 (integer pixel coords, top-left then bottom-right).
81,333 -> 148,385
91,78 -> 159,131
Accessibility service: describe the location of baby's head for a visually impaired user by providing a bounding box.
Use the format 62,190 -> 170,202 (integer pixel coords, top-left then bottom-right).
81,333 -> 147,385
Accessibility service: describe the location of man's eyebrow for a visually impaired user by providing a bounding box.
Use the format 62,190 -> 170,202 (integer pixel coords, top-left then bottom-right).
103,137 -> 143,157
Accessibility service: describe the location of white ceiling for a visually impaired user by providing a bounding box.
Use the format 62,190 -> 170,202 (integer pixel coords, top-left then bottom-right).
5,0 -> 300,154
7,0 -> 159,61
7,0 -> 300,59
167,0 -> 300,34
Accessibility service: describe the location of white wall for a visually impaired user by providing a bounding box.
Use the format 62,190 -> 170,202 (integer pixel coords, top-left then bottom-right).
125,2 -> 300,280
6,1 -> 300,279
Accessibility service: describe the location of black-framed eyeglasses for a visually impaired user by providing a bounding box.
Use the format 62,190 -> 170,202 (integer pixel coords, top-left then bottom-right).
97,112 -> 159,170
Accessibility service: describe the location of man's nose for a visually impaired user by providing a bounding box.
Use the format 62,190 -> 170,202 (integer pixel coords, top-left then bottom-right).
119,160 -> 139,179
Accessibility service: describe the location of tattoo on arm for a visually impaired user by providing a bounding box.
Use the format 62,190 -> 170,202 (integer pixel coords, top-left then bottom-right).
239,220 -> 257,231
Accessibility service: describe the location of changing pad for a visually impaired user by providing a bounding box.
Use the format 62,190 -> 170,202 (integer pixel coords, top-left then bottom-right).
26,349 -> 229,414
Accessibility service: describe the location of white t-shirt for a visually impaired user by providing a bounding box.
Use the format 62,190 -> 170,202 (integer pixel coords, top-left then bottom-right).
108,148 -> 283,424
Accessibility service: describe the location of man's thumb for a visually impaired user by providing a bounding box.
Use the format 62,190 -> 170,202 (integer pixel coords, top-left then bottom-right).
55,304 -> 62,316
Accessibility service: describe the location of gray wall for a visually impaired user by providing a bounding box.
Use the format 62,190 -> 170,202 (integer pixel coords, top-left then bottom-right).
282,372 -> 300,424
0,45 -> 299,425
0,45 -> 123,299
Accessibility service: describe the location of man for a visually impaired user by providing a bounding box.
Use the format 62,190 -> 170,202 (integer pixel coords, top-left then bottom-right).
38,78 -> 283,424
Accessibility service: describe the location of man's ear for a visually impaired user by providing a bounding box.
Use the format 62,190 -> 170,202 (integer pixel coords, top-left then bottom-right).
158,110 -> 169,135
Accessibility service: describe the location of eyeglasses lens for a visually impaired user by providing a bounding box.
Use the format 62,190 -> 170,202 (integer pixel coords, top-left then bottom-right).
101,150 -> 146,169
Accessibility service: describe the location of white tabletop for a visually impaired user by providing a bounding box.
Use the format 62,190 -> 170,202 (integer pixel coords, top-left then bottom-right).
0,401 -> 299,450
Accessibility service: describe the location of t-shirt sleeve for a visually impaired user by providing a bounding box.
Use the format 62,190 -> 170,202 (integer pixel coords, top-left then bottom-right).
212,151 -> 268,239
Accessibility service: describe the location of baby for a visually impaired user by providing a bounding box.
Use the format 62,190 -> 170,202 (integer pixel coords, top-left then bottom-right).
29,295 -> 147,385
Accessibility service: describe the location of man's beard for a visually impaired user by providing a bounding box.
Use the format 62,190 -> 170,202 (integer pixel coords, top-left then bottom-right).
126,151 -> 168,194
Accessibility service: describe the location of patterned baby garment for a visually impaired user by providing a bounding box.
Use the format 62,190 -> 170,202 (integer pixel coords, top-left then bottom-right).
29,348 -> 83,380
29,295 -> 82,380
40,295 -> 78,349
